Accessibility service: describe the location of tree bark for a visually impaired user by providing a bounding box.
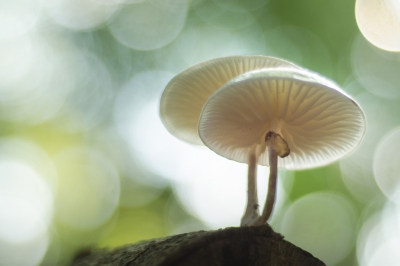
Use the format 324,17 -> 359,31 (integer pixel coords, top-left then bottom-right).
72,224 -> 325,266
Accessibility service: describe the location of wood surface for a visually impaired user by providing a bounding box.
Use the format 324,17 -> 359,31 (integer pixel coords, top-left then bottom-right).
72,224 -> 325,266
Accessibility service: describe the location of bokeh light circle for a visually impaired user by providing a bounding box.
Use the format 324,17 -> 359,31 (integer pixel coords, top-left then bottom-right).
0,33 -> 114,127
0,35 -> 34,89
44,0 -> 119,31
54,147 -> 120,231
212,0 -> 268,12
0,138 -> 57,192
370,238 -> 400,266
351,34 -> 400,99
195,1 -> 257,29
109,1 -> 188,50
0,0 -> 42,39
55,51 -> 114,132
357,202 -> 400,266
356,0 -> 400,51
173,150 -> 248,227
340,91 -> 400,203
0,161 -> 53,243
175,155 -> 274,228
129,100 -> 201,182
0,234 -> 50,266
114,71 -> 181,180
0,34 -> 87,124
264,25 -> 332,74
373,127 -> 400,204
174,22 -> 266,66
281,192 -> 357,265
0,138 -> 55,266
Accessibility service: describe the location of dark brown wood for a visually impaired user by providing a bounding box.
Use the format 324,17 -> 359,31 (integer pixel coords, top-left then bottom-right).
72,225 -> 325,266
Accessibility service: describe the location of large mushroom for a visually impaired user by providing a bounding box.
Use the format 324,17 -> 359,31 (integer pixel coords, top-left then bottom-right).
160,56 -> 302,225
198,67 -> 366,226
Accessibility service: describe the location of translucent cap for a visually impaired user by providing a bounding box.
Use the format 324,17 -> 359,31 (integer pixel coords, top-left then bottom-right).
160,55 -> 301,145
198,68 -> 366,170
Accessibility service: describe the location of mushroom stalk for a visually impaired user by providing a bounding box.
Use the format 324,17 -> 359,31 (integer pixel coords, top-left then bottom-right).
248,131 -> 289,226
240,154 -> 260,226
247,146 -> 278,226
260,146 -> 278,224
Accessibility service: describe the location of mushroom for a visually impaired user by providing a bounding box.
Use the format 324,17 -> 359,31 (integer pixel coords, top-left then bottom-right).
198,67 -> 366,226
160,56 -> 302,225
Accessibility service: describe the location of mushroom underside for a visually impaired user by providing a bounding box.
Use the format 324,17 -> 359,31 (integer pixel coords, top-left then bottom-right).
199,77 -> 365,170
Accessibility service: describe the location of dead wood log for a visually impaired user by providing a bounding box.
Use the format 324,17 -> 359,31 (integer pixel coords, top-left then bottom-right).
72,224 -> 325,266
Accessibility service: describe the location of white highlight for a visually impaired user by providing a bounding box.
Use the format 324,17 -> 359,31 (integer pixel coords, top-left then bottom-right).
0,161 -> 53,243
356,0 -> 400,51
114,71 -> 176,179
0,35 -> 34,89
0,138 -> 55,266
0,0 -> 42,39
0,234 -> 50,266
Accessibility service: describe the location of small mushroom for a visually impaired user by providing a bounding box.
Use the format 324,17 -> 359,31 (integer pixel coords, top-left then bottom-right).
198,67 -> 366,226
160,56 -> 302,225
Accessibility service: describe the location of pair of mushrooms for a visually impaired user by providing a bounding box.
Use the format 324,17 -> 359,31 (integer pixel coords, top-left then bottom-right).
160,56 -> 365,226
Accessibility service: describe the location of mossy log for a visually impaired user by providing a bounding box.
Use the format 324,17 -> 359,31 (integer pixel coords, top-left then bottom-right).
72,224 -> 325,266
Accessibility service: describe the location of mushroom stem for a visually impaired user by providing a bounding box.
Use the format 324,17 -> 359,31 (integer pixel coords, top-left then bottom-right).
240,154 -> 260,226
247,146 -> 278,226
260,146 -> 278,223
247,131 -> 289,226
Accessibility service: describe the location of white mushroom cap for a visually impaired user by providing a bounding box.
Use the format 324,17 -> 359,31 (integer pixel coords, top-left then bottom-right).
160,55 -> 301,145
198,68 -> 366,170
